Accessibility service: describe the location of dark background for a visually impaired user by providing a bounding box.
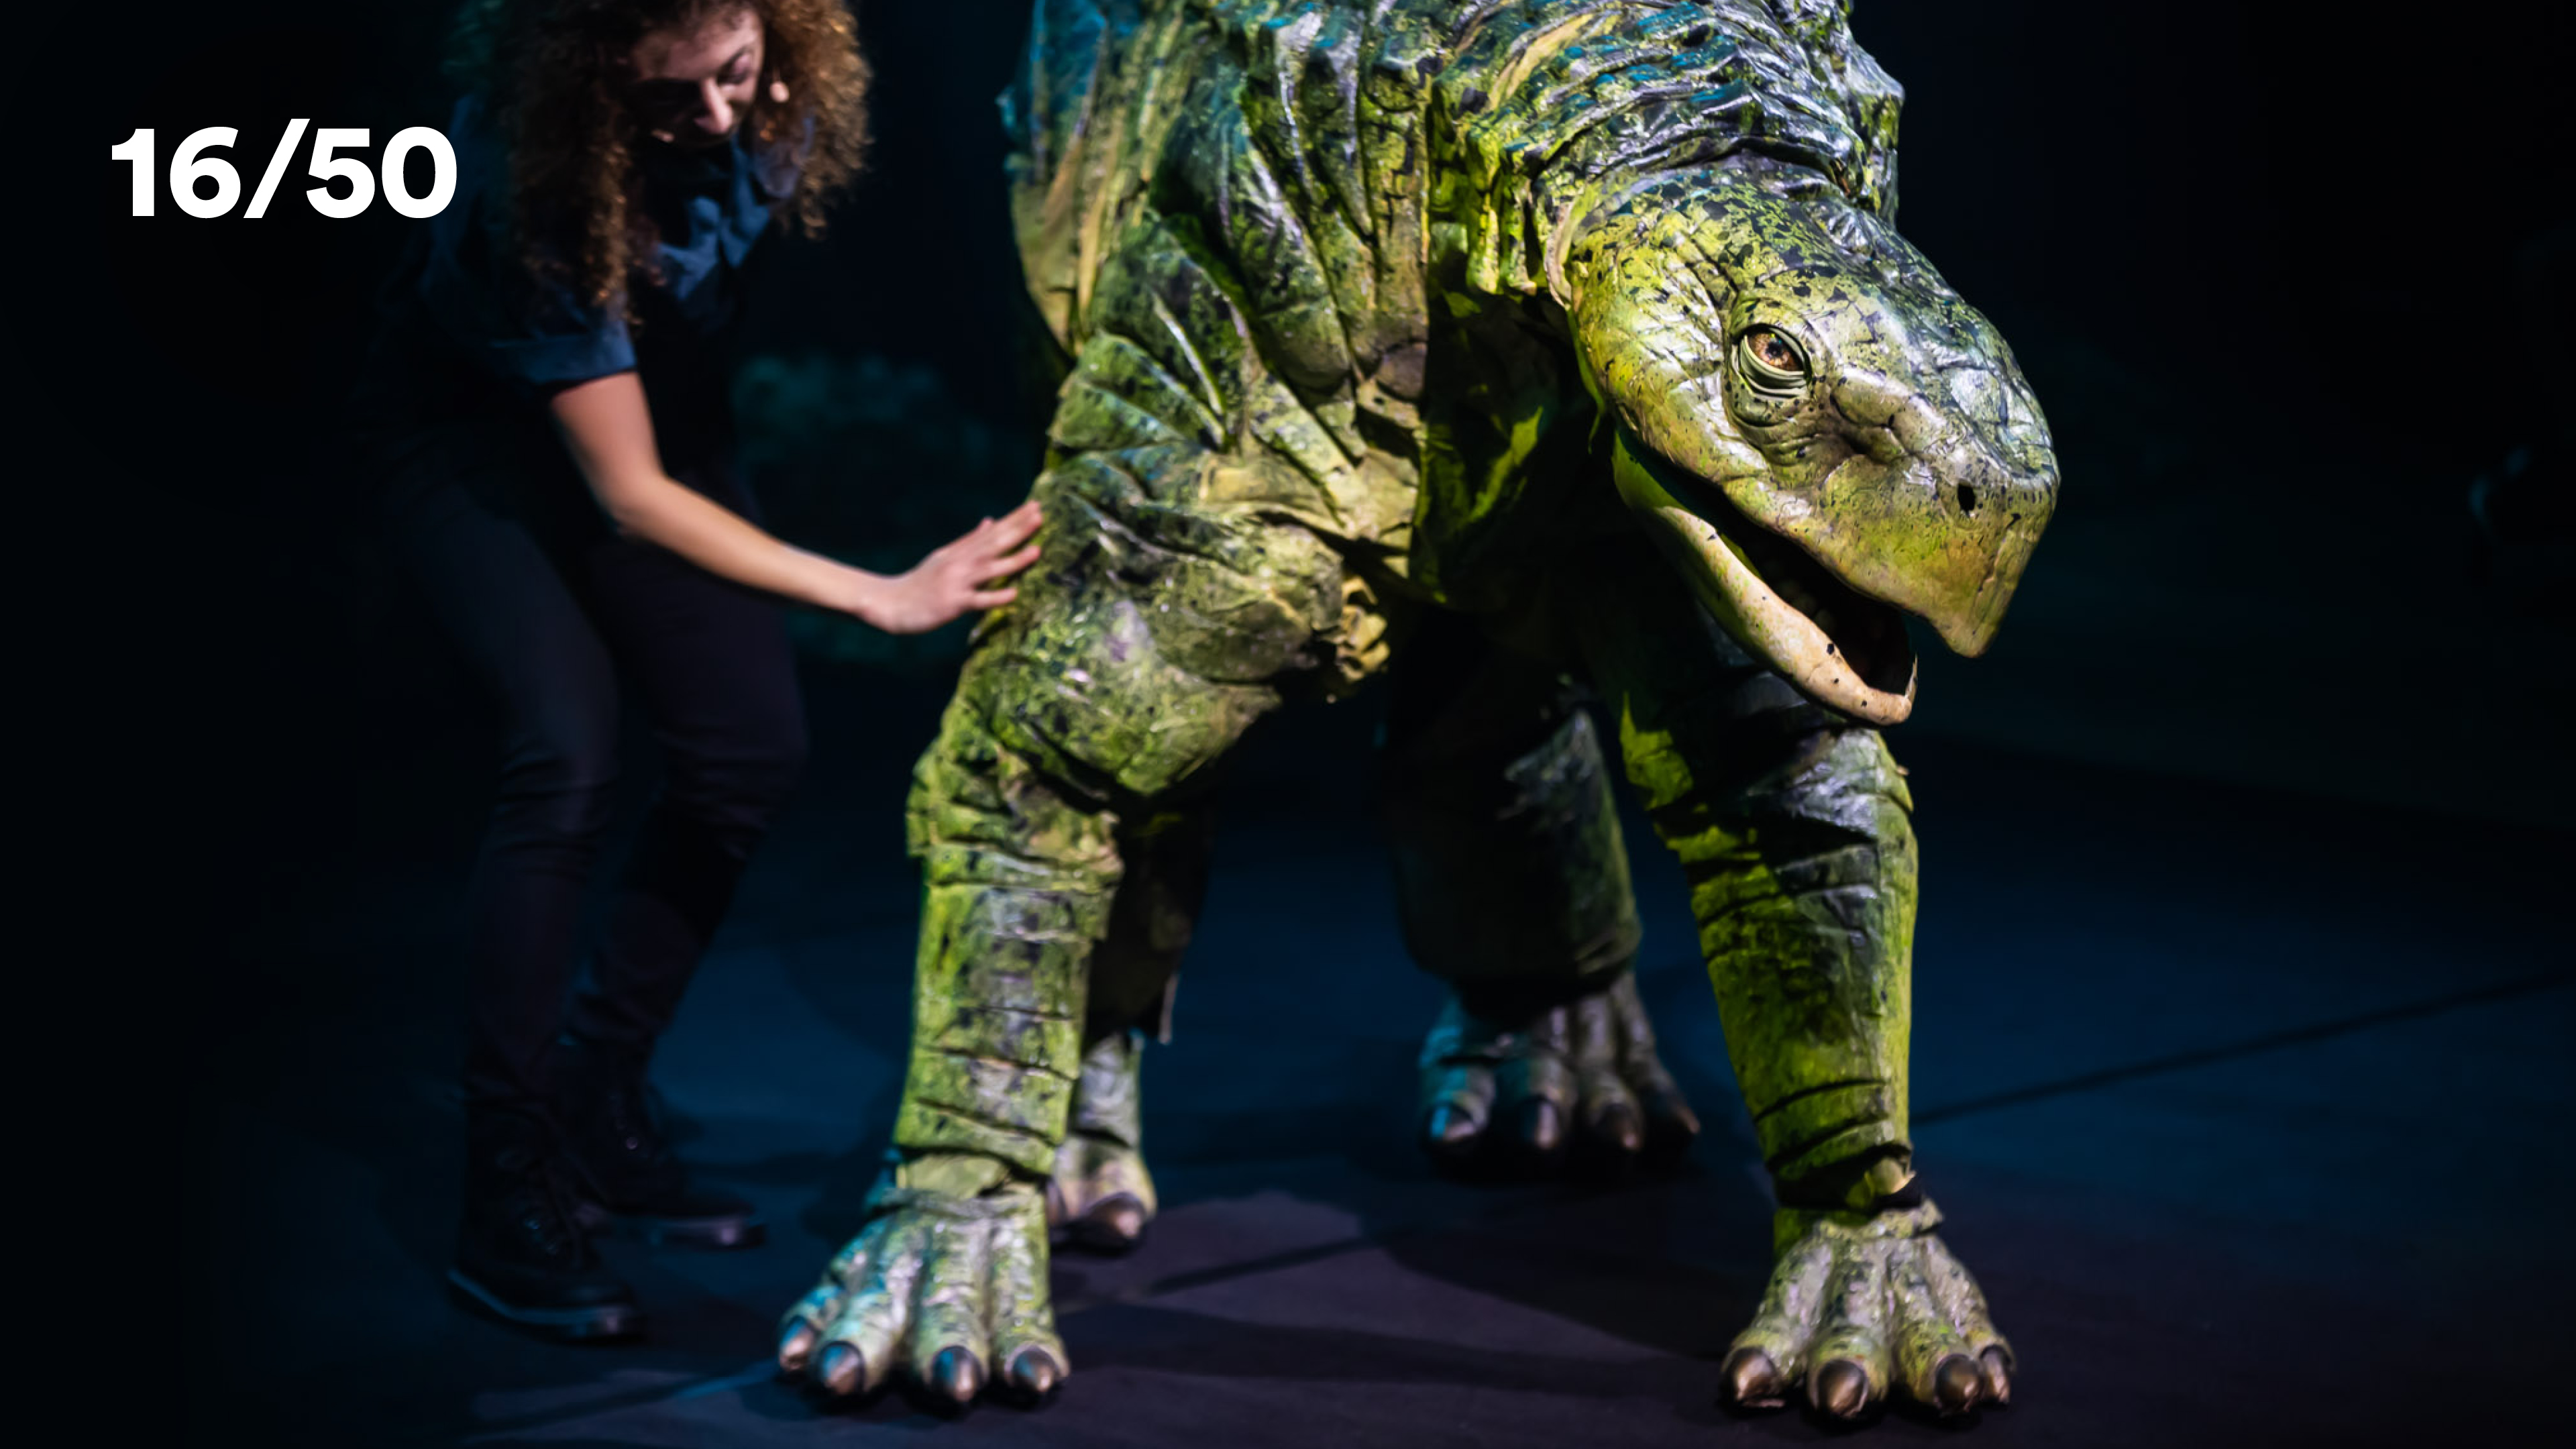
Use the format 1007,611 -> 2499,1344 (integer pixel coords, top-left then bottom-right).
60,0 -> 2574,851
25,2 -> 2572,1444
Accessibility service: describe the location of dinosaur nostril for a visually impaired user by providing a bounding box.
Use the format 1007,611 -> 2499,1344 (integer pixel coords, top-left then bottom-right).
1956,483 -> 1978,515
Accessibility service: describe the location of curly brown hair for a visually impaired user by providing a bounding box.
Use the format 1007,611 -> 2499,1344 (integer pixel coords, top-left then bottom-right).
448,0 -> 869,309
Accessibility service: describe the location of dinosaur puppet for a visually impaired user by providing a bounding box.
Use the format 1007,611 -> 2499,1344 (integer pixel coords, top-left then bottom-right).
778,0 -> 2058,1423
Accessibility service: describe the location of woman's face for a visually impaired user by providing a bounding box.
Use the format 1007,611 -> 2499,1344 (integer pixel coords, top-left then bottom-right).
629,5 -> 767,150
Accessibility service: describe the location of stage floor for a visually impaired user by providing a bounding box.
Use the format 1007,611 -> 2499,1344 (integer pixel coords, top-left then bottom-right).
186,676 -> 2571,1448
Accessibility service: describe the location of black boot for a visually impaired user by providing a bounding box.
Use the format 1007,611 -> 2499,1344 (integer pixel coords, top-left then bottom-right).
553,1036 -> 763,1248
450,1109 -> 645,1340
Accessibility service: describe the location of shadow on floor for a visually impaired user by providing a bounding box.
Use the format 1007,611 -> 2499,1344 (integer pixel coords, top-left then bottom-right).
181,668 -> 2573,1448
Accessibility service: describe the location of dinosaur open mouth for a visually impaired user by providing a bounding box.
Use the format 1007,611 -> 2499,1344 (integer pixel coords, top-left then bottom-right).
1611,429 -> 1919,724
1704,488 -> 1919,693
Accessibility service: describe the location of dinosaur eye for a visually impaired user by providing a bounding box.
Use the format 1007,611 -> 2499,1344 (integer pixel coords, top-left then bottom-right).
1738,327 -> 1809,396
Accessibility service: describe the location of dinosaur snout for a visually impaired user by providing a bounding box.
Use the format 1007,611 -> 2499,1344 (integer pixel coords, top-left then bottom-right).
1868,368 -> 2059,656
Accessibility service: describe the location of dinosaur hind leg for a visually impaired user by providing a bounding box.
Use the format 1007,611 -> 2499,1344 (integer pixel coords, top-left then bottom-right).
1385,610 -> 1699,1175
1049,804 -> 1217,1252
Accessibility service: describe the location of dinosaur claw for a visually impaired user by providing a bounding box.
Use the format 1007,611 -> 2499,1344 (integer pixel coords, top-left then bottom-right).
1084,1195 -> 1147,1250
1424,1103 -> 1483,1155
817,1342 -> 865,1397
1721,1347 -> 1786,1409
1932,1352 -> 1982,1415
1517,1097 -> 1566,1157
1587,1097 -> 1644,1157
1643,1089 -> 1702,1154
1005,1346 -> 1062,1399
777,1320 -> 818,1373
1980,1347 -> 2012,1407
928,1348 -> 983,1405
1815,1358 -> 1870,1419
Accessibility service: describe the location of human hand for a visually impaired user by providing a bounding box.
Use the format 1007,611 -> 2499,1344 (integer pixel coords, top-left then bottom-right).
856,500 -> 1044,635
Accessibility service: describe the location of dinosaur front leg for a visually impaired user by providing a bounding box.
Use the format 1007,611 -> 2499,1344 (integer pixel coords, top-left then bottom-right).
1571,540 -> 2011,1421
774,683 -> 1114,1403
777,447 -> 1358,1406
1672,727 -> 2006,1419
1383,616 -> 1697,1171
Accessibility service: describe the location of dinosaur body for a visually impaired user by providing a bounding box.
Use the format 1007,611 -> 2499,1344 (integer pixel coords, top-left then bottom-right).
780,0 -> 2057,1423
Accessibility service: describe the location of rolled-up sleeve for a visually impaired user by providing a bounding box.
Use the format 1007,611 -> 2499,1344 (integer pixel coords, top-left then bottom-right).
414,97 -> 637,396
474,304 -> 637,390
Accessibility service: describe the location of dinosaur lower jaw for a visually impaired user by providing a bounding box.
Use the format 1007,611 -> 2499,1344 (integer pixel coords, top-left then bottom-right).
1611,431 -> 1919,726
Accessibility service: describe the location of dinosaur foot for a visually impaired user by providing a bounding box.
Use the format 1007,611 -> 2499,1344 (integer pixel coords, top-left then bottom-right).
1045,1130 -> 1156,1254
777,1177 -> 1067,1410
1417,969 -> 1699,1176
1721,1200 -> 2012,1423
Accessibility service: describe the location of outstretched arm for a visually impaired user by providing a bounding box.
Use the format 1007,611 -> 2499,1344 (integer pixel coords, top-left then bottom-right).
549,370 -> 1042,634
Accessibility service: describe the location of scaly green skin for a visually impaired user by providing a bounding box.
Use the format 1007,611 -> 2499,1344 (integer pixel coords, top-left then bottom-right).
780,0 -> 2055,1421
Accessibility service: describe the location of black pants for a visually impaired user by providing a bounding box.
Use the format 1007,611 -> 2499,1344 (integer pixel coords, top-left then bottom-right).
385,443 -> 808,1115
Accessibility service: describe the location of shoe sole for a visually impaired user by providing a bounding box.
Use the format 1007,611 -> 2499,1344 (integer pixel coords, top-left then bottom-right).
447,1270 -> 646,1340
574,1199 -> 767,1250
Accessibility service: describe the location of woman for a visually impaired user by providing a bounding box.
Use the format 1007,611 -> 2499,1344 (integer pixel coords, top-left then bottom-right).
352,0 -> 1039,1340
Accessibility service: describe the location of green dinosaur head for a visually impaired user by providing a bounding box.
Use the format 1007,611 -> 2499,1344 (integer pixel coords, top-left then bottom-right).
1560,165 -> 2057,724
